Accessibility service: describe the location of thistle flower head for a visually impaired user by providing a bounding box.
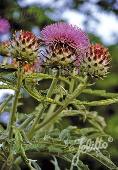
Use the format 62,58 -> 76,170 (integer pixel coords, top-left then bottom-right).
41,22 -> 89,49
80,43 -> 111,79
11,30 -> 40,64
41,22 -> 90,72
0,18 -> 10,34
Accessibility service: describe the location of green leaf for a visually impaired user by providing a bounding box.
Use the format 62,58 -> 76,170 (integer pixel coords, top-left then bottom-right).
0,95 -> 13,114
23,79 -> 62,105
62,154 -> 90,170
61,108 -> 106,130
74,98 -> 118,106
88,151 -> 118,170
83,89 -> 118,98
25,73 -> 53,80
0,74 -> 17,85
0,84 -> 15,90
79,128 -> 99,136
0,64 -> 17,75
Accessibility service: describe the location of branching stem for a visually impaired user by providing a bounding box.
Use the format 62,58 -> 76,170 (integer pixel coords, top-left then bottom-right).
28,78 -> 58,138
7,68 -> 23,139
35,78 -> 87,131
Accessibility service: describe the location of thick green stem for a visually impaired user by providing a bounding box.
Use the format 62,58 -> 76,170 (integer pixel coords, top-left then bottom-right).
69,78 -> 75,93
35,79 -> 87,131
19,77 -> 68,130
47,78 -> 58,97
69,70 -> 76,93
19,115 -> 35,129
47,95 -> 60,116
45,81 -> 65,121
28,78 -> 58,138
15,77 -> 86,167
7,69 -> 22,139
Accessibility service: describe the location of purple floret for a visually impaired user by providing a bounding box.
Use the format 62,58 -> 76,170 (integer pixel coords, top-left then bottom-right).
41,22 -> 90,52
41,22 -> 90,67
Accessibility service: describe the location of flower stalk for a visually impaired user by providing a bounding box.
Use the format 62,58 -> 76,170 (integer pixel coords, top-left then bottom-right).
28,77 -> 58,138
34,77 -> 87,132
7,68 -> 23,139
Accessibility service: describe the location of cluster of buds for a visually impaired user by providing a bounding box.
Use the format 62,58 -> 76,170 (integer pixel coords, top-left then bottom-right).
40,23 -> 111,79
0,22 -> 111,79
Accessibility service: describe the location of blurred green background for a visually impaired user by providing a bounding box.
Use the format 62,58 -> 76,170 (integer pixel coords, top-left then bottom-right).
0,0 -> 118,169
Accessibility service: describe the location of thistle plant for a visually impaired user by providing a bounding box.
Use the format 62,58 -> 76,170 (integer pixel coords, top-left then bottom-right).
0,22 -> 118,170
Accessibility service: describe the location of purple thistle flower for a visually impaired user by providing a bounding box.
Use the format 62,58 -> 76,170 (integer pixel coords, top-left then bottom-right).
41,22 -> 90,74
0,18 -> 10,34
41,22 -> 89,50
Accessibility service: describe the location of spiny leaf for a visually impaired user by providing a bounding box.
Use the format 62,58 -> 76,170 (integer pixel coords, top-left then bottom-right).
88,151 -> 118,170
83,89 -> 118,98
0,64 -> 17,75
25,73 -> 53,80
0,95 -> 13,114
62,154 -> 90,170
74,98 -> 118,106
23,79 -> 62,105
61,108 -> 106,129
0,84 -> 15,90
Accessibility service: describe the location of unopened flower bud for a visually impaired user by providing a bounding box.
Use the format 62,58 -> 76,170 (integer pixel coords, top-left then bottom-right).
80,44 -> 111,79
11,30 -> 40,64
